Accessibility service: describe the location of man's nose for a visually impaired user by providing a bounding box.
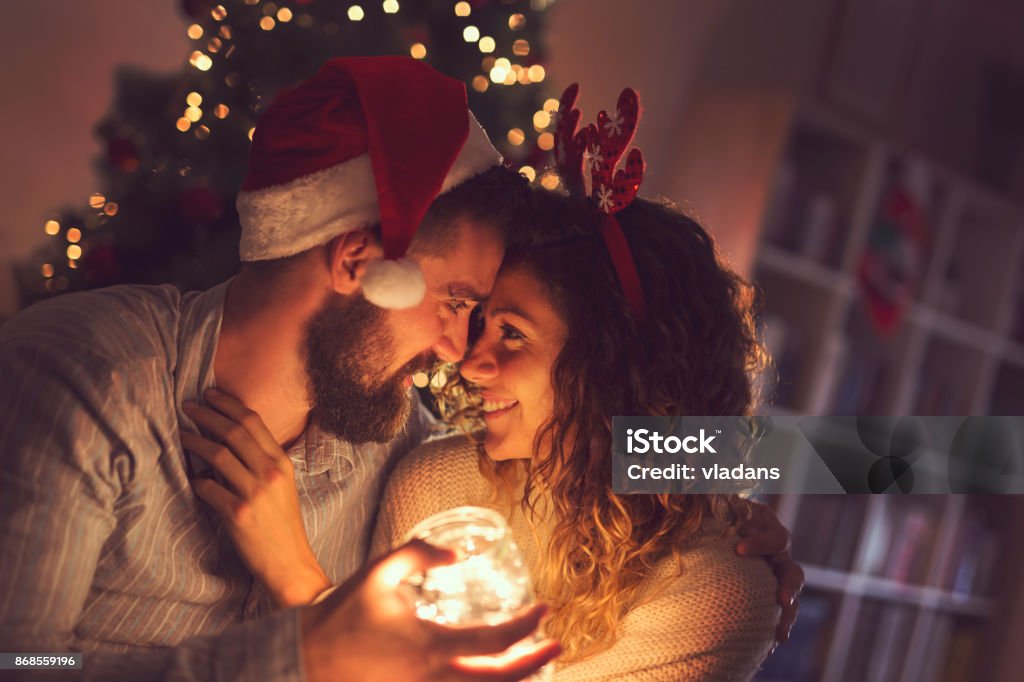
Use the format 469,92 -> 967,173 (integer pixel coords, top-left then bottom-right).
432,313 -> 470,363
459,340 -> 498,384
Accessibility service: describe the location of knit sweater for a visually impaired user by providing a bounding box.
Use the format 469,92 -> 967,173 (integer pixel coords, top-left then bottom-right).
371,435 -> 779,681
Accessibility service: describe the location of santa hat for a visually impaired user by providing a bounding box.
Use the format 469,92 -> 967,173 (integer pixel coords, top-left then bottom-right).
236,56 -> 501,309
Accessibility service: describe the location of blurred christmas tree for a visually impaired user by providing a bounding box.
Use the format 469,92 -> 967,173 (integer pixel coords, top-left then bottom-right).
17,0 -> 559,306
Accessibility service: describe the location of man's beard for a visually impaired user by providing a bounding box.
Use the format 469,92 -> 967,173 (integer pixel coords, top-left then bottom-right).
303,292 -> 432,443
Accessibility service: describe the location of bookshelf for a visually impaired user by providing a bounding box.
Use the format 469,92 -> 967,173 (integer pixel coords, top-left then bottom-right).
748,102 -> 1024,682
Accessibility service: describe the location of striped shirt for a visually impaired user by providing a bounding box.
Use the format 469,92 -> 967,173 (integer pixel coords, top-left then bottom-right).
0,281 -> 431,680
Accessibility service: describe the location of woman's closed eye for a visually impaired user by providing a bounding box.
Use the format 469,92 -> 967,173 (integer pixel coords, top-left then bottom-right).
447,297 -> 471,314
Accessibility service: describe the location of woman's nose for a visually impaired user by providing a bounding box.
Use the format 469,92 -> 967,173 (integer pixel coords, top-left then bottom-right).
460,341 -> 499,384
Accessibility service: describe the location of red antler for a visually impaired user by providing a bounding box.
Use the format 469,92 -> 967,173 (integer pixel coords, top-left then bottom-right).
586,88 -> 645,214
553,83 -> 587,193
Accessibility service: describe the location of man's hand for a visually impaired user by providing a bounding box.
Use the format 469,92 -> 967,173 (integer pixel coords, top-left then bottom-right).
181,388 -> 332,608
301,539 -> 561,682
734,500 -> 804,645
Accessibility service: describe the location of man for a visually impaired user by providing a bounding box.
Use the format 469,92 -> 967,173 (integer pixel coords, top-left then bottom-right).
0,57 -> 800,681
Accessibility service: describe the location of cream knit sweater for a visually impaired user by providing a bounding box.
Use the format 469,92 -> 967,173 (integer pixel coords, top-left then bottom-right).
371,436 -> 779,681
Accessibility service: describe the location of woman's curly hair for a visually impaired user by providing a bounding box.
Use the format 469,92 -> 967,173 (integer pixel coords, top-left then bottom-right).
434,187 -> 772,661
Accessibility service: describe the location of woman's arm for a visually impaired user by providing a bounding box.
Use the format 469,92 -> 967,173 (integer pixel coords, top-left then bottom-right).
555,536 -> 779,682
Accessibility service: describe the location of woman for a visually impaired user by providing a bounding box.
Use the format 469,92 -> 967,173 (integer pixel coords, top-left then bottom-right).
370,187 -> 779,679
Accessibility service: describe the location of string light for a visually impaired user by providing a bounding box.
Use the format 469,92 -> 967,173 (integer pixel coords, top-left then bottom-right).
211,4 -> 227,21
540,172 -> 560,190
207,37 -> 222,53
538,132 -> 554,150
177,117 -> 191,132
185,106 -> 202,122
104,202 -> 119,216
248,127 -> 256,141
190,51 -> 213,71
527,64 -> 545,82
508,13 -> 526,29
66,228 -> 82,243
219,25 -> 233,39
277,7 -> 293,22
472,75 -> 489,92
68,260 -> 78,270
89,193 -> 106,209
454,2 -> 471,17
187,24 -> 203,39
543,97 -> 559,112
507,128 -> 525,146
67,245 -> 82,260
195,124 -> 211,140
519,165 -> 536,182
410,43 -> 427,59
260,16 -> 276,30
533,110 -> 551,129
513,39 -> 529,56
41,264 -> 54,278
489,65 -> 508,83
44,220 -> 60,236
186,91 -> 202,107
462,25 -> 479,42
482,56 -> 496,70
383,0 -> 400,13
478,36 -> 495,53
214,103 -> 230,118
348,5 -> 364,21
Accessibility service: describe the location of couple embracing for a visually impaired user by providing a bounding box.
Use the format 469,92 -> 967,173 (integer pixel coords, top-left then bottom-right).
0,57 -> 801,681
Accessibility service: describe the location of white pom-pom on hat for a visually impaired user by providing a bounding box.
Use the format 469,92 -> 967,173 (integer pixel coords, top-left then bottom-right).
361,258 -> 427,309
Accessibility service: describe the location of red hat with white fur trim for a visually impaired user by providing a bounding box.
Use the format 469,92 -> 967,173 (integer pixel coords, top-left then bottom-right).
236,56 -> 501,309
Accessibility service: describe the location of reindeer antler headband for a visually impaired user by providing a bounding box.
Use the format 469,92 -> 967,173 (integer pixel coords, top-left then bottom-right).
553,83 -> 647,321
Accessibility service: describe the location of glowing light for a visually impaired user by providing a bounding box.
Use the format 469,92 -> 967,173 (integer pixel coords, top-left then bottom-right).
260,16 -> 276,30
248,127 -> 256,141
543,97 -> 559,112
538,132 -> 554,150
195,125 -> 210,140
519,165 -> 536,182
495,58 -> 511,70
462,25 -> 479,42
89,193 -> 106,209
214,103 -> 229,118
481,56 -> 496,70
190,51 -> 212,71
413,372 -> 429,388
186,91 -> 202,107
478,36 -> 495,53
508,13 -> 526,30
67,228 -> 82,243
527,65 -> 546,82
44,220 -> 60,236
207,37 -> 222,53
383,0 -> 399,13
533,110 -> 551,129
513,39 -> 530,56
454,2 -> 471,17
489,66 -> 508,83
67,245 -> 82,260
277,7 -> 293,21
219,25 -> 233,39
471,75 -> 489,92
507,69 -> 520,86
507,128 -> 525,146
263,2 -> 278,14
104,202 -> 119,216
176,117 -> 191,132
41,264 -> 54,278
185,106 -> 202,122
211,4 -> 227,20
540,173 -> 560,190
410,43 -> 427,59
348,5 -> 364,20
187,24 -> 203,39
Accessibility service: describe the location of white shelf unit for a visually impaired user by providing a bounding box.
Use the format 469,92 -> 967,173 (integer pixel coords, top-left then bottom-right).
752,103 -> 1024,682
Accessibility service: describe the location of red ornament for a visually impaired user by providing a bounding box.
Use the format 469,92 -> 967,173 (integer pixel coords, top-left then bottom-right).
178,185 -> 224,225
106,137 -> 140,173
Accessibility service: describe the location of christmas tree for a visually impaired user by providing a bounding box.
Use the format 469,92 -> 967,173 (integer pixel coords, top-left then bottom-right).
17,0 -> 558,306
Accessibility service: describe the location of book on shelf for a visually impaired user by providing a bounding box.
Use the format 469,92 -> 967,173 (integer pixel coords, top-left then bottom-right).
755,591 -> 835,682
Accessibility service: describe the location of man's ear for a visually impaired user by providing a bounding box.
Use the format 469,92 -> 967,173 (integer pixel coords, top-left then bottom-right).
327,228 -> 384,295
